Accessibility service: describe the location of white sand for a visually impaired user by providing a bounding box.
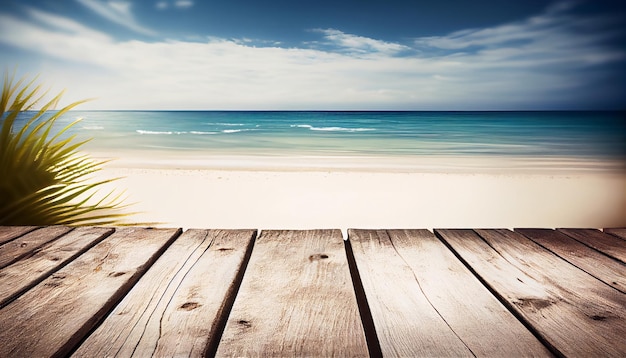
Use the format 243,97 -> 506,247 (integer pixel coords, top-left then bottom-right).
92,154 -> 626,230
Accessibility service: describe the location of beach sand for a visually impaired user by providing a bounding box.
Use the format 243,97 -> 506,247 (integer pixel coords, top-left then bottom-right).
92,153 -> 626,231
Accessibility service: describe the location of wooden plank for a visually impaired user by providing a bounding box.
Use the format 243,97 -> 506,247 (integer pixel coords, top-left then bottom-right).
0,226 -> 38,245
0,226 -> 114,308
559,228 -> 626,263
517,228 -> 626,293
436,229 -> 626,357
604,228 -> 626,241
0,227 -> 181,357
73,229 -> 256,358
0,226 -> 73,269
348,229 -> 551,357
215,230 -> 368,357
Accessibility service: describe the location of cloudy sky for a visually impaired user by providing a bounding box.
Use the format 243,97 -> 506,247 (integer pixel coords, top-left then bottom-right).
0,0 -> 624,110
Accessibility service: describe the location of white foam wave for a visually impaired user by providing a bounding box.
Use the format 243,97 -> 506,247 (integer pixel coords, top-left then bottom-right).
136,130 -> 174,135
190,131 -> 217,135
222,129 -> 255,133
83,125 -> 104,130
290,124 -> 375,132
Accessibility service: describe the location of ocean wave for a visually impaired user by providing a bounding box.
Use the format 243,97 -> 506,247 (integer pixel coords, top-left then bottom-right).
222,129 -> 255,133
83,125 -> 104,130
137,130 -> 174,135
290,124 -> 375,132
190,131 -> 217,135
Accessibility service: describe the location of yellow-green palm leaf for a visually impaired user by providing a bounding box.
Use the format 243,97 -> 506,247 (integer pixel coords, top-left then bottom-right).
0,73 -> 129,225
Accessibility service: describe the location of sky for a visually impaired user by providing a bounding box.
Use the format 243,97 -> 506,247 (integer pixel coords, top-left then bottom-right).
0,0 -> 624,110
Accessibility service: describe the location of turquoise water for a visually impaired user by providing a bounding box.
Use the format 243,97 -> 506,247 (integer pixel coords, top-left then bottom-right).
15,111 -> 626,160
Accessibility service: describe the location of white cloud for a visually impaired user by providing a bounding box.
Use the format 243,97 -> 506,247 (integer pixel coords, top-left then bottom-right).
315,29 -> 409,55
75,0 -> 156,36
25,7 -> 111,42
107,1 -> 131,16
0,1 -> 623,110
414,0 -> 622,68
155,0 -> 193,11
174,0 -> 194,9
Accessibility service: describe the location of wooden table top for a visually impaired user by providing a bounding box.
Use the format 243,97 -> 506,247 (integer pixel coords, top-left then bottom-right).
0,226 -> 624,357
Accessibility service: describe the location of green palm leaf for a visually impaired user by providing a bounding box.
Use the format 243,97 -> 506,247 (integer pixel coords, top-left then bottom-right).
0,73 -> 132,225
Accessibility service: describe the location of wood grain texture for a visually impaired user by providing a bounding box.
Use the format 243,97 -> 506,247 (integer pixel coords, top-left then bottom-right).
559,228 -> 626,263
437,229 -> 626,357
348,229 -> 551,357
73,229 -> 256,358
0,227 -> 181,358
517,228 -> 626,293
0,226 -> 114,308
215,230 -> 368,357
0,226 -> 38,245
0,226 -> 73,269
604,228 -> 626,241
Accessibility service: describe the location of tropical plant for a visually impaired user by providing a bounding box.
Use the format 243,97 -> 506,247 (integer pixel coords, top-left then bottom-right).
0,73 -> 129,225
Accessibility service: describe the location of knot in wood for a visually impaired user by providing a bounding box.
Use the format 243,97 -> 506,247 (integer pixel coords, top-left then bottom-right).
179,302 -> 201,311
237,319 -> 252,328
590,315 -> 607,321
513,297 -> 554,311
309,253 -> 329,262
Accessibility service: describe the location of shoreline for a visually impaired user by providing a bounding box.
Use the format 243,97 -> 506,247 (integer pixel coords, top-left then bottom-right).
90,150 -> 626,174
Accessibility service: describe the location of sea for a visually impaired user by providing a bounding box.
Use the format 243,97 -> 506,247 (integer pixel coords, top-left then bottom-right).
18,110 -> 626,171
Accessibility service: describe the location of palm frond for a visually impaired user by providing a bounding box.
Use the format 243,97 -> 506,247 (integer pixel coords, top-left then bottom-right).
0,74 -> 132,226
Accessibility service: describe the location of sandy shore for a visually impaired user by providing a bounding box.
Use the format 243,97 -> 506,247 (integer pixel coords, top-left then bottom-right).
91,153 -> 626,231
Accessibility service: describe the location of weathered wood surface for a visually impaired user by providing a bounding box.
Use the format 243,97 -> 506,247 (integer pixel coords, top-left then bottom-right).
0,227 -> 181,358
0,225 -> 38,245
605,228 -> 626,240
0,226 -> 73,269
436,228 -> 626,357
0,226 -> 114,308
348,229 -> 552,357
215,229 -> 368,357
73,229 -> 256,358
1,226 -> 625,357
517,228 -> 626,293
559,228 -> 626,263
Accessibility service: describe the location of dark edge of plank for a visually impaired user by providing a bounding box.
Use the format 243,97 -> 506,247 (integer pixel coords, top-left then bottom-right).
433,229 -> 563,358
604,228 -> 626,241
204,229 -> 258,358
0,227 -> 116,309
0,226 -> 74,269
515,228 -> 626,294
0,226 -> 40,245
62,227 -> 184,358
558,228 -> 626,264
344,233 -> 383,358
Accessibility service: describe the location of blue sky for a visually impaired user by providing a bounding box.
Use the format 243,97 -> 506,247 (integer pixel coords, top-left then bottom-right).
0,0 -> 624,110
